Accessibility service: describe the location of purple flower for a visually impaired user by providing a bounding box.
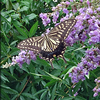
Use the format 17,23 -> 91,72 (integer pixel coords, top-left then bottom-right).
80,0 -> 83,2
70,0 -> 73,2
65,36 -> 74,46
63,8 -> 69,14
65,1 -> 70,5
57,4 -> 62,7
97,7 -> 100,11
69,48 -> 100,84
52,11 -> 59,23
28,51 -> 36,61
83,14 -> 90,20
52,7 -> 56,11
95,79 -> 98,82
60,17 -> 68,22
88,29 -> 100,44
93,92 -> 98,97
10,50 -> 36,68
69,67 -> 86,83
39,13 -> 51,26
79,8 -> 86,13
97,88 -> 100,92
86,7 -> 93,14
74,92 -> 78,97
16,56 -> 24,68
87,0 -> 90,6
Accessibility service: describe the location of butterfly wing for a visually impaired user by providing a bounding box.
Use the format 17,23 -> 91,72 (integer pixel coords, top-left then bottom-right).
17,36 -> 44,54
48,19 -> 77,40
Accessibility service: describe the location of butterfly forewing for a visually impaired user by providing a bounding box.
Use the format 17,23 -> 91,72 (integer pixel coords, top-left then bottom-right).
17,36 -> 43,53
48,19 -> 76,40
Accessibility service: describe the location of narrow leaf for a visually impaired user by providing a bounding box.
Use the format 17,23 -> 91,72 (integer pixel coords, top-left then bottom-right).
51,83 -> 57,100
22,93 -> 36,99
44,71 -> 61,80
29,21 -> 38,37
40,90 -> 47,100
1,74 -> 9,82
14,24 -> 28,38
44,0 -> 51,3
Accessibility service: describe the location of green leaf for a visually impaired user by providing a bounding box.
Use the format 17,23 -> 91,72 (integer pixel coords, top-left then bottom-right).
33,89 -> 46,96
1,30 -> 9,45
1,84 -> 18,94
6,0 -> 13,10
19,77 -> 27,92
1,73 -> 9,82
14,24 -> 28,38
29,21 -> 38,37
1,10 -> 14,17
1,42 -> 7,54
22,13 -> 37,24
18,6 -> 29,12
20,95 -> 25,100
44,0 -> 51,3
9,65 -> 15,75
44,79 -> 57,87
61,97 -> 74,100
30,72 -> 43,77
1,69 -> 17,80
13,20 -> 22,27
33,57 -> 51,67
20,1 -> 30,7
53,61 -> 62,69
12,2 -> 19,10
17,35 -> 27,40
44,71 -> 61,80
63,66 -> 76,79
2,22 -> 11,34
9,48 -> 19,56
30,72 -> 53,80
26,13 -> 37,20
40,90 -> 47,100
11,14 -> 19,19
83,80 -> 88,92
51,82 -> 57,100
22,93 -> 36,99
73,81 -> 82,94
11,94 -> 19,100
21,63 -> 29,73
75,96 -> 86,100
1,89 -> 10,100
10,40 -> 18,46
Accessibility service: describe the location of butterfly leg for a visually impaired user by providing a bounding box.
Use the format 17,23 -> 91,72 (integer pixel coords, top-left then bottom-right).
59,55 -> 67,63
49,59 -> 54,69
62,56 -> 67,63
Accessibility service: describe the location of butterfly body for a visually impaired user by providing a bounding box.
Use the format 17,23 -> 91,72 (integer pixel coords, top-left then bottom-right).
17,19 -> 77,68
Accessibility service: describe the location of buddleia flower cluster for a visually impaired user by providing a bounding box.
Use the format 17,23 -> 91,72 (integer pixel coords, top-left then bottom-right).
2,50 -> 36,68
93,77 -> 100,97
69,48 -> 100,84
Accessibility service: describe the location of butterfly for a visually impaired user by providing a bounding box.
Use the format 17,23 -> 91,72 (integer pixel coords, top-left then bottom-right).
17,19 -> 77,68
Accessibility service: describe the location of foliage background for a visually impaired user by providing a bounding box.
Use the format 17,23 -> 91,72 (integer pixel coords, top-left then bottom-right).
1,0 -> 100,100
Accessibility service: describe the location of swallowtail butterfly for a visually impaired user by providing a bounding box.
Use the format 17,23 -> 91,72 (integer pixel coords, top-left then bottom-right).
17,19 -> 77,68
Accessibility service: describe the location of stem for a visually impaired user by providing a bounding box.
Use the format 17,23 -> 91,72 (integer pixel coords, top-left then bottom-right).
15,77 -> 30,100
